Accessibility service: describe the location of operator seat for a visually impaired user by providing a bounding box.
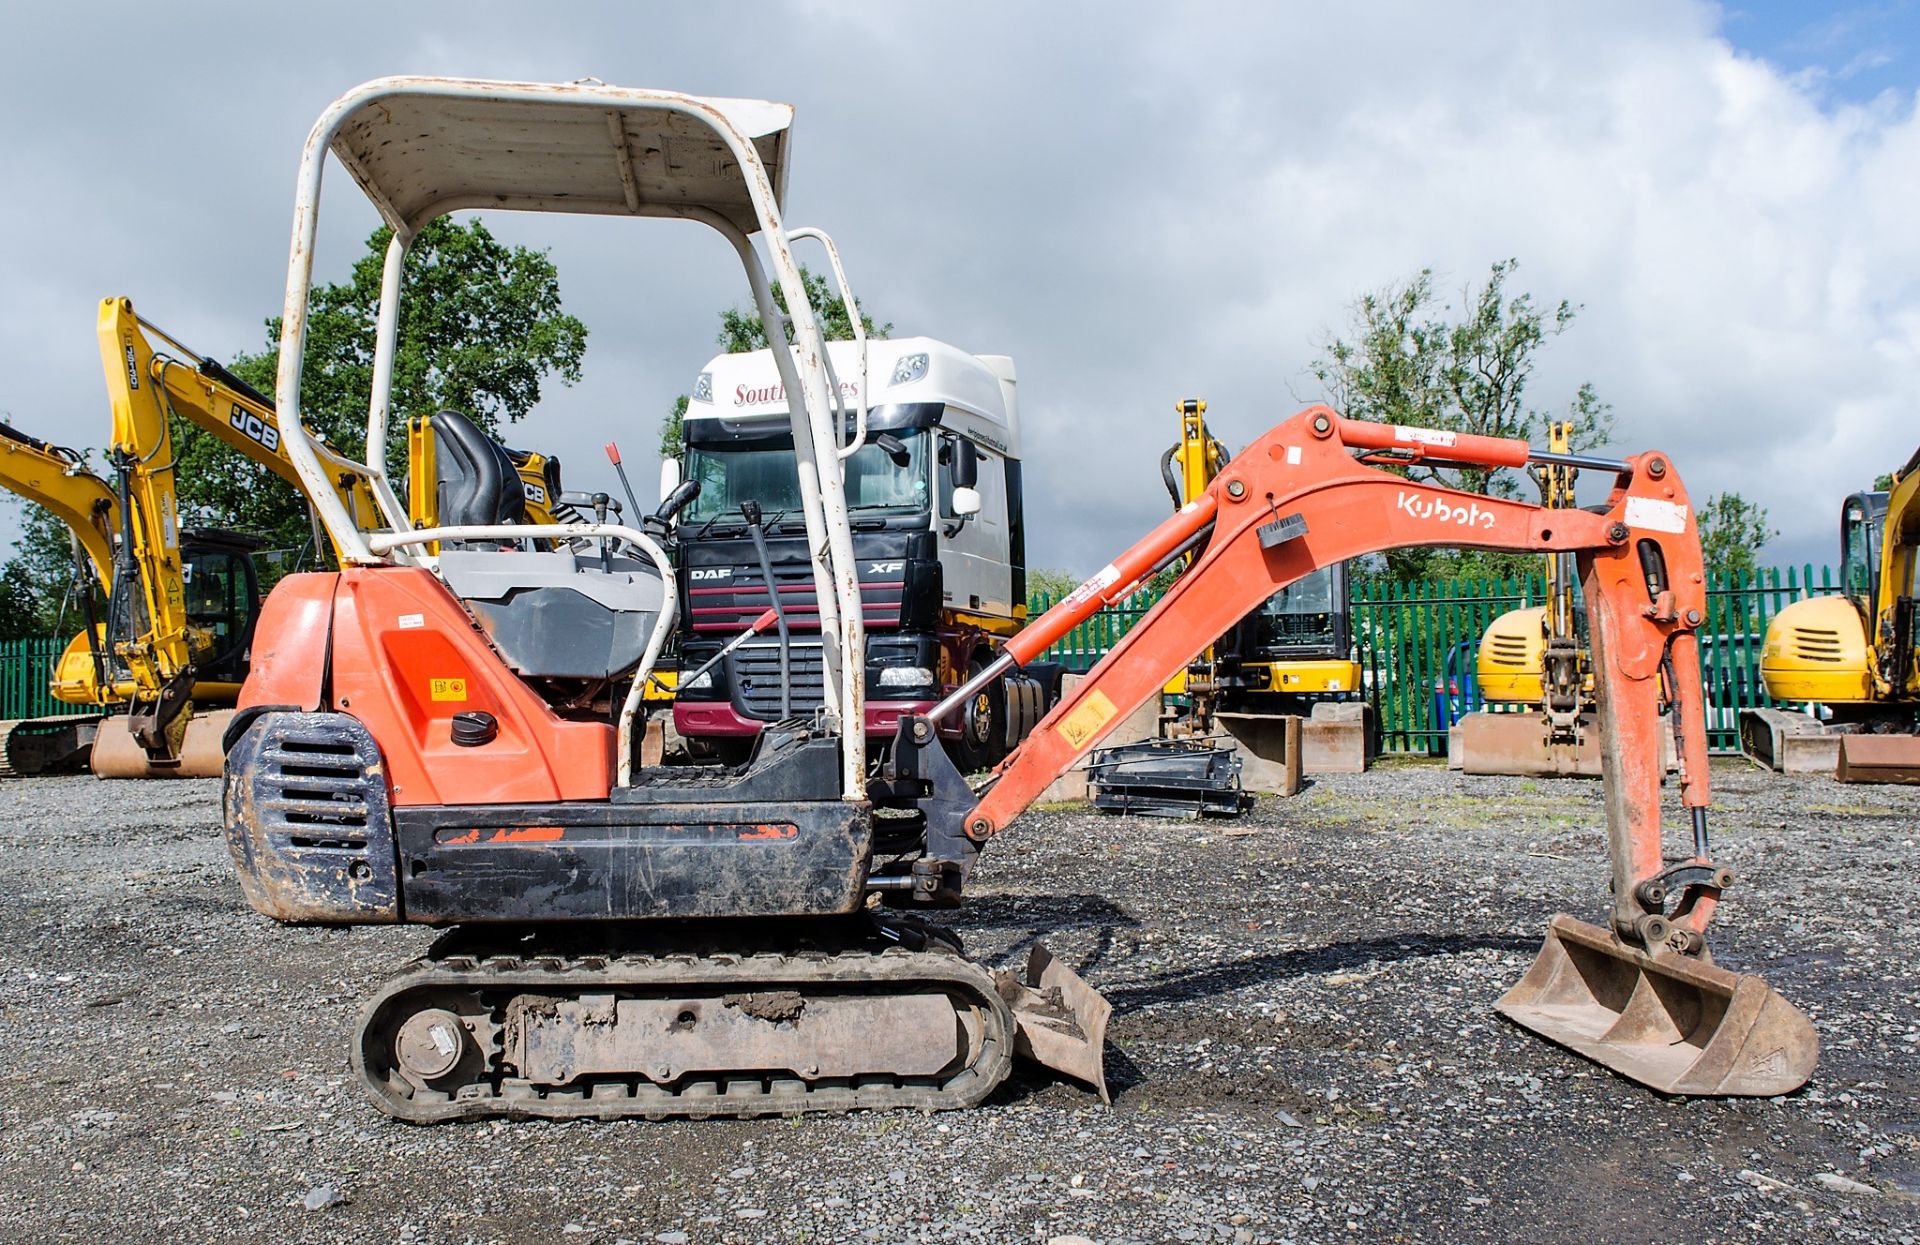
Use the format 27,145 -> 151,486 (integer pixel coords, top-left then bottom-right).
430,409 -> 527,528
426,410 -> 666,685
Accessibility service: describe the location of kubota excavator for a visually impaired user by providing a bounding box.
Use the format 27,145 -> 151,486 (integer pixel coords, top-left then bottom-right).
219,77 -> 1813,1121
1743,444 -> 1920,781
0,297 -> 574,777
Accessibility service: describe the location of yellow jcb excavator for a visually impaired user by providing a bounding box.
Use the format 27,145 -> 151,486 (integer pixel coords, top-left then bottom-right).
1744,444 -> 1920,781
0,297 -> 571,777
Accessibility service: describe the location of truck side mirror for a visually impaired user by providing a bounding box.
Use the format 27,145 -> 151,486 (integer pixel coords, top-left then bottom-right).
950,486 -> 982,517
659,457 -> 682,503
951,437 -> 979,489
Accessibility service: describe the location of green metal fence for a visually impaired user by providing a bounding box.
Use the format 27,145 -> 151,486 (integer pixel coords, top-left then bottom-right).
0,637 -> 98,721
1026,564 -> 1840,756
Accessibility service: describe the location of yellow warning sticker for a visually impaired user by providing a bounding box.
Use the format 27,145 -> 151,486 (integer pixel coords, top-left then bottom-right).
1055,689 -> 1119,751
430,678 -> 468,702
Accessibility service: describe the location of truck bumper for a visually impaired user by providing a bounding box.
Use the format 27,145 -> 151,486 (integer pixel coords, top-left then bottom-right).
675,698 -> 948,739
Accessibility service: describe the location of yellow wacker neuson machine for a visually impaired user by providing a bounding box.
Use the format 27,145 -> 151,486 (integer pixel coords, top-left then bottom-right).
1742,444 -> 1920,782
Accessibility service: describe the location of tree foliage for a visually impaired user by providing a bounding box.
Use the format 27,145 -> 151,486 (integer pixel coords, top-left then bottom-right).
659,266 -> 889,460
1027,568 -> 1079,598
1313,259 -> 1613,583
1696,491 -> 1777,578
0,499 -> 97,642
175,217 -> 588,547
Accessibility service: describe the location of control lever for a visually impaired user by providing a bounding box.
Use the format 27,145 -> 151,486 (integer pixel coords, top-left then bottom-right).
741,499 -> 793,719
603,441 -> 647,522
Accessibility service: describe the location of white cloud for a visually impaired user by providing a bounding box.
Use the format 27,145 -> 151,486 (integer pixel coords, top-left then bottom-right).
0,0 -> 1914,577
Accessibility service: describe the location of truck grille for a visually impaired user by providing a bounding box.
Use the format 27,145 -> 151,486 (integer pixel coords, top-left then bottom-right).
727,639 -> 828,720
688,571 -> 903,634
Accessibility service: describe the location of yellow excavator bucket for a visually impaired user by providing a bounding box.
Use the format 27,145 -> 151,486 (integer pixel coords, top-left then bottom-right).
88,709 -> 232,779
1496,915 -> 1818,1096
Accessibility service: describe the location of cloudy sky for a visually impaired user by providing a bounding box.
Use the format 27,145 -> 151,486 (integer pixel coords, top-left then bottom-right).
1,1 -> 1915,575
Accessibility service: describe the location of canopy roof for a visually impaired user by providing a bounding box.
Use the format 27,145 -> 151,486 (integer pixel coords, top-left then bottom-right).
317,77 -> 794,234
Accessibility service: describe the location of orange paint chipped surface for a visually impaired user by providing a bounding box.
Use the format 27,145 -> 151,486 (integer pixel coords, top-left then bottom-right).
488,825 -> 565,843
737,824 -> 798,841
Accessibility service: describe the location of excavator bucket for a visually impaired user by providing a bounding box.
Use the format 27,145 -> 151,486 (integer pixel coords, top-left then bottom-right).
1837,733 -> 1920,784
1496,915 -> 1817,1096
995,943 -> 1112,1102
88,710 -> 231,779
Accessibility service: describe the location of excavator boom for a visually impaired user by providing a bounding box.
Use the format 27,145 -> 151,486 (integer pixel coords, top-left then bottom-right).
902,406 -> 1815,1097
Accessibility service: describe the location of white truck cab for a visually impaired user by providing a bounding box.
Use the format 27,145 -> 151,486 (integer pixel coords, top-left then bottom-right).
672,336 -> 1050,767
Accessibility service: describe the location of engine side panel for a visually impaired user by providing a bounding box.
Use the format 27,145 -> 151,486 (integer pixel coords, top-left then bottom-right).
326,567 -> 615,805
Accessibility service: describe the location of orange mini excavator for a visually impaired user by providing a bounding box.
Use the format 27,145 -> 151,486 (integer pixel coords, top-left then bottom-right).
222,77 -> 1814,1121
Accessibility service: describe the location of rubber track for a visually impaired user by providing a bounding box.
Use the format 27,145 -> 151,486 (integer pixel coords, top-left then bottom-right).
353,935 -> 1016,1123
0,715 -> 101,778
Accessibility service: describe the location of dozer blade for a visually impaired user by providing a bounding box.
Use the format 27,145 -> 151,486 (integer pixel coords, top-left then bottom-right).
88,710 -> 232,779
1495,914 -> 1817,1097
995,943 -> 1112,1102
1837,733 -> 1920,784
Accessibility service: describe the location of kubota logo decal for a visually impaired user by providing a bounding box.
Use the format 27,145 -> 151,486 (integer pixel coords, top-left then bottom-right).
1396,490 -> 1497,530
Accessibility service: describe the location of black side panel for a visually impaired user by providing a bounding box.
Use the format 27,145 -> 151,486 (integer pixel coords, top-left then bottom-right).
223,711 -> 400,923
393,799 -> 871,923
1005,457 -> 1026,608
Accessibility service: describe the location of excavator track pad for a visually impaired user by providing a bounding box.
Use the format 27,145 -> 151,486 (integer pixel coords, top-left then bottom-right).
354,917 -> 1019,1122
1496,915 -> 1818,1096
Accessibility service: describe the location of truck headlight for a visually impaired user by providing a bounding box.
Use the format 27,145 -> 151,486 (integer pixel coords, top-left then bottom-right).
889,353 -> 929,386
876,666 -> 934,689
681,670 -> 712,691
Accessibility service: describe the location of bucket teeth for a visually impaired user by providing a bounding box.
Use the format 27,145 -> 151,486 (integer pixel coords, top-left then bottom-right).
1495,915 -> 1818,1097
996,943 -> 1112,1102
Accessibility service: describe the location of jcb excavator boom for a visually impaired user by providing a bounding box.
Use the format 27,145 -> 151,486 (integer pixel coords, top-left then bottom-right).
898,406 -> 1815,1096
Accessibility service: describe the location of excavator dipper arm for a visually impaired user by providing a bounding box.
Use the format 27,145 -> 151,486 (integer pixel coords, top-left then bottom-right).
901,406 -> 1816,1096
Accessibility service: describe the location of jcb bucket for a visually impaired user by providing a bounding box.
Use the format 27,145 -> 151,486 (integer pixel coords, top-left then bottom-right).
1495,915 -> 1817,1097
995,943 -> 1112,1102
88,709 -> 232,779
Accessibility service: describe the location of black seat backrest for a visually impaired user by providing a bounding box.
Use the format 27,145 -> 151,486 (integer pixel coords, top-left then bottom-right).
430,410 -> 527,529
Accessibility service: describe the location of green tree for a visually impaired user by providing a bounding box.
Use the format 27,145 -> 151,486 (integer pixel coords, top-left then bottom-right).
1312,259 -> 1612,583
175,217 -> 588,547
658,266 -> 889,460
1027,567 -> 1079,599
1696,491 -> 1777,578
0,499 -> 98,641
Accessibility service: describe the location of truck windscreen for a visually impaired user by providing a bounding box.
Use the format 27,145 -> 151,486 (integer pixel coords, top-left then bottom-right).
683,429 -> 931,524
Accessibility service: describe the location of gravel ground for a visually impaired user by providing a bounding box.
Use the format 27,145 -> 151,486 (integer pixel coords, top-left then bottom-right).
1,760 -> 1915,1245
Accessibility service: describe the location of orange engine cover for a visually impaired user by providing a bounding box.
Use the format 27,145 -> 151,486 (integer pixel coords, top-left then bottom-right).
241,567 -> 615,806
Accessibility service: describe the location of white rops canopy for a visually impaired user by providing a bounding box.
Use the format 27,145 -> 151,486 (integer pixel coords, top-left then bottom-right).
321,79 -> 794,234
270,77 -> 872,797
